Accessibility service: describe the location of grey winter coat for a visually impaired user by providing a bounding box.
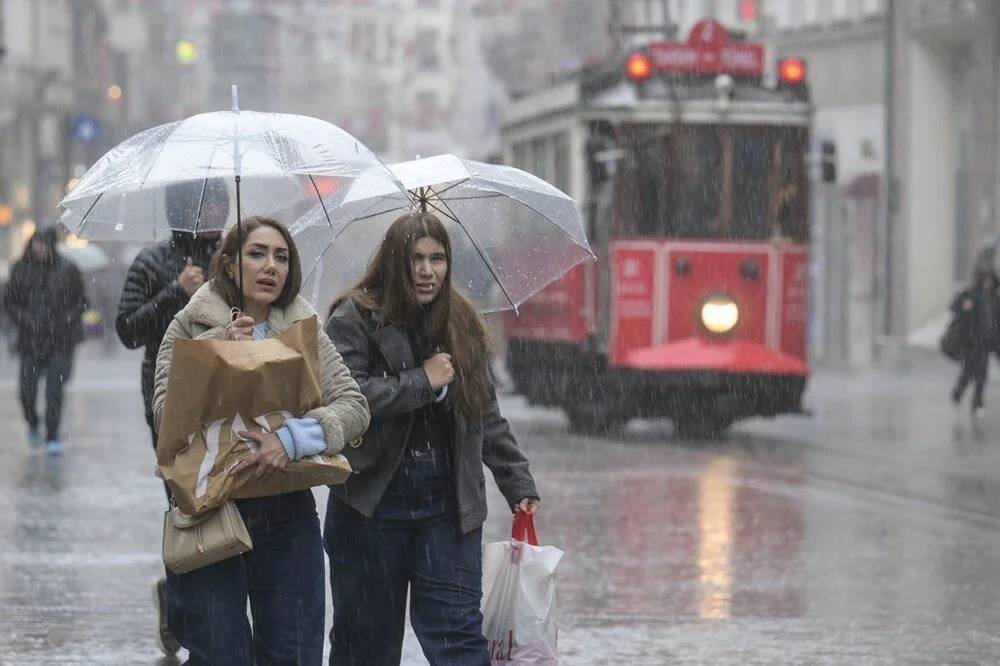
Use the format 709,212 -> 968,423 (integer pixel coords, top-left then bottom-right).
325,299 -> 538,534
153,282 -> 370,456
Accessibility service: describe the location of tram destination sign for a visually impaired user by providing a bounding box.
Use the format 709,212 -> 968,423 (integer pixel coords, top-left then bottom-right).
647,18 -> 764,77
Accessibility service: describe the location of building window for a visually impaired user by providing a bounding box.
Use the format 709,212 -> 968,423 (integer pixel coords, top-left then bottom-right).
530,137 -> 549,182
383,24 -> 397,65
860,0 -> 884,15
803,0 -> 821,25
512,143 -> 528,171
553,134 -> 570,193
415,28 -> 440,71
414,90 -> 439,130
350,20 -> 377,62
787,0 -> 804,28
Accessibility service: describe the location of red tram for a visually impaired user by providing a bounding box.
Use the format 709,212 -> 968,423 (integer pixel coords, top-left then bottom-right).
501,19 -> 812,435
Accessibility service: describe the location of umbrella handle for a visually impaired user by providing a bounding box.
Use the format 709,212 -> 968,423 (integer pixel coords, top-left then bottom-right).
235,175 -> 244,311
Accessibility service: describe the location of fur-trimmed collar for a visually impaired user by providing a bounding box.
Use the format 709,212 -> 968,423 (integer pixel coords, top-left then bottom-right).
181,281 -> 319,336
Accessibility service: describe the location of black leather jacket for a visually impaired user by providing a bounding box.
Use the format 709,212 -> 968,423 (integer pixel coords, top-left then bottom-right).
325,299 -> 538,534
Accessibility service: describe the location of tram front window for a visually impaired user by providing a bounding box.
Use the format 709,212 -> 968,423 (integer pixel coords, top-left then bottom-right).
612,124 -> 808,242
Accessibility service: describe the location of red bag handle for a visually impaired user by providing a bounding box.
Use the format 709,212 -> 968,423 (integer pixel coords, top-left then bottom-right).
511,509 -> 539,546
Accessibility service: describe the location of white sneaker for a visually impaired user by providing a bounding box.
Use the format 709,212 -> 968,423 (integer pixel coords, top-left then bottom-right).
973,407 -> 986,419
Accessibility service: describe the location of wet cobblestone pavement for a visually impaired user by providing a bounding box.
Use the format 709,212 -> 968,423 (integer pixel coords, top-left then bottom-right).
3,345 -> 1000,664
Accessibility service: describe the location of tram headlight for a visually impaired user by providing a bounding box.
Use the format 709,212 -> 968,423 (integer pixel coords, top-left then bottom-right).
700,297 -> 740,335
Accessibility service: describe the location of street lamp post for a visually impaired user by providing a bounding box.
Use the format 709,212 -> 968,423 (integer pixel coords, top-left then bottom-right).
29,69 -> 60,228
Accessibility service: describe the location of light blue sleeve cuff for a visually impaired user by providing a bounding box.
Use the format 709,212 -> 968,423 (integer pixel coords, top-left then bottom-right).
275,426 -> 297,460
278,417 -> 326,460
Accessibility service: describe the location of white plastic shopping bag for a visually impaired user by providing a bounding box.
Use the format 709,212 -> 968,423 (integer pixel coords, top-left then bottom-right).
481,511 -> 563,665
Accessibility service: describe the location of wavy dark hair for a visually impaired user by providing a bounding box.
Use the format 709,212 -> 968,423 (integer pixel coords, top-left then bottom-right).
210,216 -> 302,309
347,212 -> 491,419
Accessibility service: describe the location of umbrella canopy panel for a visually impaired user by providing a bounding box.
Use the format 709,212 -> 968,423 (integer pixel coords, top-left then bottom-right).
61,111 -> 397,241
294,154 -> 594,314
56,243 -> 110,272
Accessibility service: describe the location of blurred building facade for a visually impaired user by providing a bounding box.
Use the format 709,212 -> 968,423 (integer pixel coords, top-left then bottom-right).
885,0 -> 1000,355
113,0 -> 493,162
751,0 -> 888,368
762,0 -> 1000,365
0,0 -> 112,279
0,0 -> 509,276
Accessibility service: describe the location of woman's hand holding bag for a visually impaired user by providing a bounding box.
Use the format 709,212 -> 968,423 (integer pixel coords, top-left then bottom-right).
481,510 -> 562,665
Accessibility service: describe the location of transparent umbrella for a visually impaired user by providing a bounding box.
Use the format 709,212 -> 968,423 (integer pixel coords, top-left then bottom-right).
60,87 -> 402,305
292,153 -> 595,314
56,242 -> 109,273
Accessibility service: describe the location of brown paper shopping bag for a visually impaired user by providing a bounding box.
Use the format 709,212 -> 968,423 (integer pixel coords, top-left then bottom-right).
157,317 -> 352,515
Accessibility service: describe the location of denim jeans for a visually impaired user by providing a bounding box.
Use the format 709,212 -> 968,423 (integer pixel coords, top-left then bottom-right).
19,349 -> 73,441
166,491 -> 325,665
324,497 -> 490,666
954,348 -> 990,408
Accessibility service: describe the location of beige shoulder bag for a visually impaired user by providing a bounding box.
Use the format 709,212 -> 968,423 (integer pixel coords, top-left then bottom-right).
162,500 -> 252,575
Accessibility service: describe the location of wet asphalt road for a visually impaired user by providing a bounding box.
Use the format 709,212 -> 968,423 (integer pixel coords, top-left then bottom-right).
2,344 -> 1000,664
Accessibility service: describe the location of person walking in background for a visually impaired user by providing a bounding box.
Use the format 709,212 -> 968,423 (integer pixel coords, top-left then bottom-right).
325,212 -> 540,666
115,179 -> 228,657
950,267 -> 1000,416
2,227 -> 87,455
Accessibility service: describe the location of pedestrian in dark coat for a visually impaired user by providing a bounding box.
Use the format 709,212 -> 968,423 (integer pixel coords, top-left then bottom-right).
324,211 -> 540,666
2,227 -> 86,453
114,179 -> 227,657
116,180 -> 229,453
950,268 -> 1000,414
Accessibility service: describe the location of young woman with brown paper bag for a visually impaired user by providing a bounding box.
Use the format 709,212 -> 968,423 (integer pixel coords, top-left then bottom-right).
325,212 -> 540,665
153,216 -> 369,665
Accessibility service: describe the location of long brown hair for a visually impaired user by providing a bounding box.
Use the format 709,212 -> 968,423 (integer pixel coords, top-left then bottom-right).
348,212 -> 491,419
210,216 -> 302,308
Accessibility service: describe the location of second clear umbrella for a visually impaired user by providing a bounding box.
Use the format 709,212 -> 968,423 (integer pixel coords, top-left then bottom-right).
292,153 -> 595,315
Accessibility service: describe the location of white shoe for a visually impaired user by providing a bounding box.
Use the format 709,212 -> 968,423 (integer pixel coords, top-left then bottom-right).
973,407 -> 986,419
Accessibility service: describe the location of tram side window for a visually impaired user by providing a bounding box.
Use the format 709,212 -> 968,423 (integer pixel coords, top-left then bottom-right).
670,129 -> 722,238
612,125 -> 722,239
772,128 -> 809,242
632,137 -> 668,237
612,128 -> 663,237
731,129 -> 769,240
612,124 -> 808,241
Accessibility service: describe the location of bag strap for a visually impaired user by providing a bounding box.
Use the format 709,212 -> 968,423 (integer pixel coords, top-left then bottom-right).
511,509 -> 539,546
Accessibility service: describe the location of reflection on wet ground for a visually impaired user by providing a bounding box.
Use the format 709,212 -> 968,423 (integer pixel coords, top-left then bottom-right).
3,350 -> 1000,663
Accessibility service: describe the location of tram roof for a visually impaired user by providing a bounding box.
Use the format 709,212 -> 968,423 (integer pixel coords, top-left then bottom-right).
502,53 -> 812,133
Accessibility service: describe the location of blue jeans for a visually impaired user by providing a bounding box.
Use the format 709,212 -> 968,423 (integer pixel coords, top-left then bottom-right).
325,498 -> 490,666
166,491 -> 325,666
19,349 -> 73,441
